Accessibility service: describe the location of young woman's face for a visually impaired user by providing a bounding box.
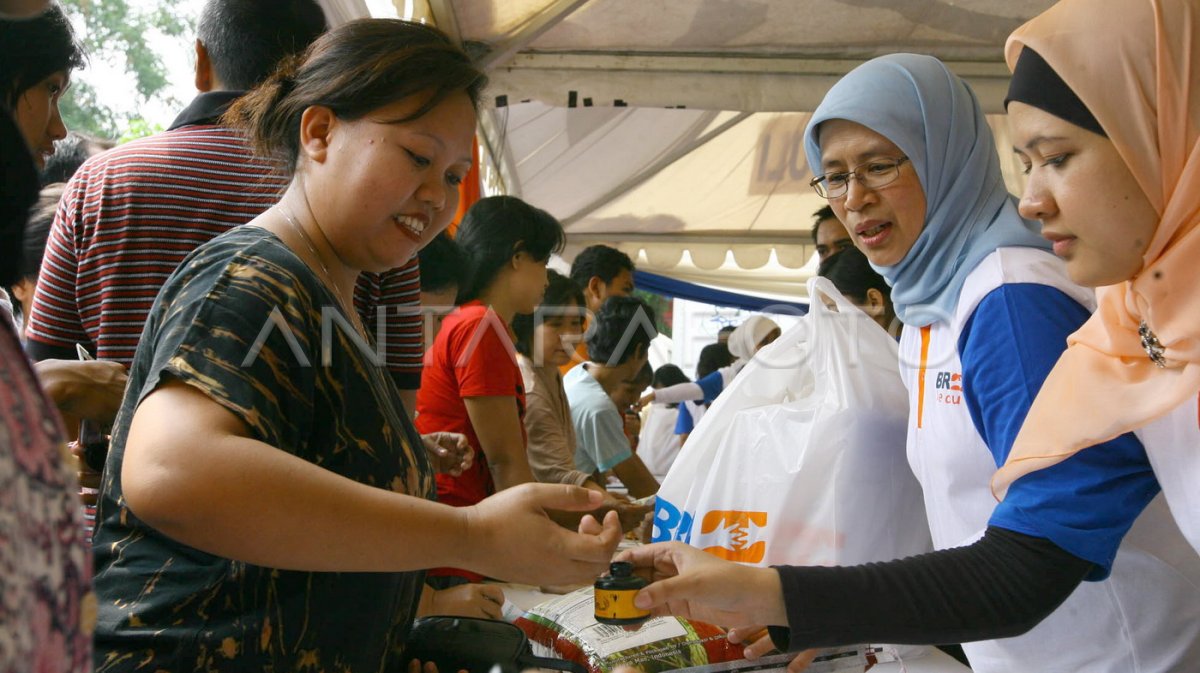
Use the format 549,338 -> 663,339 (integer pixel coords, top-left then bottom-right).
13,70 -> 69,169
314,90 -> 476,273
1009,102 -> 1158,287
511,252 -> 550,315
818,119 -> 927,267
535,300 -> 584,367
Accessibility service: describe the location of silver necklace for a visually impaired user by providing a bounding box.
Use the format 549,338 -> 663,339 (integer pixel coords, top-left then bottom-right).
280,207 -> 368,340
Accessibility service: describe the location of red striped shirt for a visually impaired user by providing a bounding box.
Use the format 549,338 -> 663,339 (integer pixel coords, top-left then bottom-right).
27,119 -> 424,387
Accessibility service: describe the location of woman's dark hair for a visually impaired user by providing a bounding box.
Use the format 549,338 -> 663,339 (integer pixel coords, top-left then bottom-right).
587,295 -> 658,366
818,246 -> 893,309
653,364 -> 690,388
513,269 -> 583,357
18,181 -> 64,280
455,195 -> 566,305
224,18 -> 486,179
652,364 -> 690,409
696,342 -> 734,379
418,232 -> 465,295
0,109 -> 38,287
0,4 -> 85,109
39,131 -> 114,186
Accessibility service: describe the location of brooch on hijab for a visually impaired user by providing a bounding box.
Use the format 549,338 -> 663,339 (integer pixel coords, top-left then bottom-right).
1138,321 -> 1167,368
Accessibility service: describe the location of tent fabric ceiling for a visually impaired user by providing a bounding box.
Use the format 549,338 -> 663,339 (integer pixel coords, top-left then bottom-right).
348,0 -> 1053,299
452,0 -> 1040,57
431,0 -> 1055,113
499,101 -> 1029,298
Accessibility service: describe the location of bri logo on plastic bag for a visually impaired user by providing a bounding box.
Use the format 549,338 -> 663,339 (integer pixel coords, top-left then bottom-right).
652,500 -> 771,563
651,498 -> 694,543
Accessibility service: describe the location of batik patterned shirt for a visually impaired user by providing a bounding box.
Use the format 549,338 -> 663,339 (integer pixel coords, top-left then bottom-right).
93,227 -> 434,672
0,317 -> 92,673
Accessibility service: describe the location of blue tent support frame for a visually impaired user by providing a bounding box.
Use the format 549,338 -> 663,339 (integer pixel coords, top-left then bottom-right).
634,270 -> 808,315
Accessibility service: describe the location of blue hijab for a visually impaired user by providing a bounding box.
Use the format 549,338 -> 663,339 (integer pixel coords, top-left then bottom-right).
803,53 -> 1048,327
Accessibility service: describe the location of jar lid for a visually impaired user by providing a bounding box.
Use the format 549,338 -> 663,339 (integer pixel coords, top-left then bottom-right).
609,561 -> 633,577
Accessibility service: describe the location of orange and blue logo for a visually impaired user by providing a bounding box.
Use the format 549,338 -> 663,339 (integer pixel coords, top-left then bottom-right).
934,371 -> 963,405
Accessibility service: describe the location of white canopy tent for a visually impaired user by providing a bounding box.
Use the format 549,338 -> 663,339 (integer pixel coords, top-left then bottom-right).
325,0 -> 1053,299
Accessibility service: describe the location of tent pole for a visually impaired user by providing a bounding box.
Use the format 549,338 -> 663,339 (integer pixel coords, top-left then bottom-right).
424,0 -> 462,42
477,0 -> 592,71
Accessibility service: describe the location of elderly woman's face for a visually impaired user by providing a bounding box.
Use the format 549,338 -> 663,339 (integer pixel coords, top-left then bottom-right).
818,119 -> 927,267
1008,102 -> 1158,287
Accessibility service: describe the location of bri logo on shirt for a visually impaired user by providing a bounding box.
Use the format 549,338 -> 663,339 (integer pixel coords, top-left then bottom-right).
934,371 -> 963,405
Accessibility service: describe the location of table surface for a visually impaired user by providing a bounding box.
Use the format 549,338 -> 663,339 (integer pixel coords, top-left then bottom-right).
495,583 -> 971,672
871,649 -> 971,672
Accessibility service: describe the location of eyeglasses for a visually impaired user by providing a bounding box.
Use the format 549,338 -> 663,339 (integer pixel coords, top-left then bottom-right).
809,156 -> 910,199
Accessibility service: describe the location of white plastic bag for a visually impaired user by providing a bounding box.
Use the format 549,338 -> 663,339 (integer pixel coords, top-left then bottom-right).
652,277 -> 931,569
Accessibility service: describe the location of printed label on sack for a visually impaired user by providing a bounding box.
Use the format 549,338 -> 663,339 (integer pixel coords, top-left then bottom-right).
536,589 -> 687,658
594,589 -> 651,621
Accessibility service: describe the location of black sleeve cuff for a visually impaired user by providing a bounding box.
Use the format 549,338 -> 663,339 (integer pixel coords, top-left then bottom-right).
25,338 -> 80,362
773,526 -> 1092,651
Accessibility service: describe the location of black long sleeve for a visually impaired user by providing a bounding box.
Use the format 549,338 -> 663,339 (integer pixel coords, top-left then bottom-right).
769,526 -> 1092,651
24,338 -> 78,362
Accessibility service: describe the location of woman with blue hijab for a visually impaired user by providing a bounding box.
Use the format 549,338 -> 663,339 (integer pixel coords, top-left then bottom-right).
617,54 -> 1200,673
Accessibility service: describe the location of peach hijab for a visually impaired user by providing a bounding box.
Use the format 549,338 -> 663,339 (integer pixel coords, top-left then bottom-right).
994,0 -> 1200,496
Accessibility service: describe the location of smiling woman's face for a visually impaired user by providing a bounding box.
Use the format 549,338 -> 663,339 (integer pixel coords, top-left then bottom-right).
1008,101 -> 1158,287
818,119 -> 927,267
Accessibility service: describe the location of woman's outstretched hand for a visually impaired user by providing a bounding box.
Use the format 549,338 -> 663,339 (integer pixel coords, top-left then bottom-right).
464,484 -> 622,586
614,542 -> 788,629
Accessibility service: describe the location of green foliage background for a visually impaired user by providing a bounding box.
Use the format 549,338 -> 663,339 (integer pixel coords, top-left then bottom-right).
58,0 -> 194,141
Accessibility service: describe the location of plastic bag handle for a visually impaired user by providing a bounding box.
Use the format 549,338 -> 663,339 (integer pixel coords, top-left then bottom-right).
806,275 -> 861,317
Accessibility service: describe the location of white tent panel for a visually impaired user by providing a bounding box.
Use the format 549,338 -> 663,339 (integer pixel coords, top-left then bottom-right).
500,103 -> 732,218
452,0 -> 1043,57
572,111 -> 820,235
442,0 -> 1054,112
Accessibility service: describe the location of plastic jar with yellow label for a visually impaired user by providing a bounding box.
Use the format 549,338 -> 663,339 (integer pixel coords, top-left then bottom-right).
594,561 -> 651,626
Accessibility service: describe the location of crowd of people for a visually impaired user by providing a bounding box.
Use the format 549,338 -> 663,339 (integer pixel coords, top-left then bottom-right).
3,0 -> 1199,672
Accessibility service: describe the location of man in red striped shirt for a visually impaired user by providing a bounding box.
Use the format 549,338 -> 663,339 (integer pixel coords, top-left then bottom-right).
27,1 -> 427,406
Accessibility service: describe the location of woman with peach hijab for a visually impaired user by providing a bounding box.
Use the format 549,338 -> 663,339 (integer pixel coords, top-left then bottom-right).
614,1 -> 1200,669
994,0 -> 1200,554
